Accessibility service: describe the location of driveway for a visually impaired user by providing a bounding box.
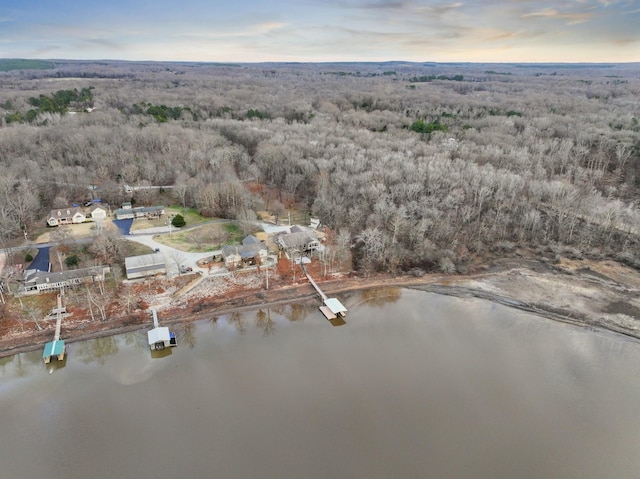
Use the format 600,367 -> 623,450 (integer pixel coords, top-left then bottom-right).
113,218 -> 134,235
29,246 -> 51,272
124,233 -> 219,276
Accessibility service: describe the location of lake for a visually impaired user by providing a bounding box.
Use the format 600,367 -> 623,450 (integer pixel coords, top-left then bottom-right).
2,287 -> 640,478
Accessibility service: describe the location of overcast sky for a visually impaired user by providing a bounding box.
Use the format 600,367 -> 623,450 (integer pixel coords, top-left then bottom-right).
1,0 -> 638,63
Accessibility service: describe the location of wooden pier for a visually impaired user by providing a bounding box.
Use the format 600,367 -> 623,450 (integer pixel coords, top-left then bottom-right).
302,265 -> 348,320
43,293 -> 66,364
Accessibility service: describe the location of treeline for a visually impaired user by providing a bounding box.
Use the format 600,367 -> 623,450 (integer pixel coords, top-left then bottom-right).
4,87 -> 94,123
408,74 -> 464,82
0,62 -> 639,274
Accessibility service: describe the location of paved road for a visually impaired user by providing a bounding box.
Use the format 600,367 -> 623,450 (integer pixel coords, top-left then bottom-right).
123,233 -> 220,276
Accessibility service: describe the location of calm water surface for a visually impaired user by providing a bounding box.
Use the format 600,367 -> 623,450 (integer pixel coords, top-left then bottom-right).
2,288 -> 640,479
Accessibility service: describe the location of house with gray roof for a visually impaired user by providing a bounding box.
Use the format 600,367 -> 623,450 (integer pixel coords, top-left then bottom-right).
221,236 -> 268,268
21,266 -> 110,294
47,207 -> 86,227
114,204 -> 165,220
276,227 -> 321,254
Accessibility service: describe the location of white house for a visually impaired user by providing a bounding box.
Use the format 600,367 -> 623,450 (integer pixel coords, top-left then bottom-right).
89,203 -> 109,220
47,207 -> 86,227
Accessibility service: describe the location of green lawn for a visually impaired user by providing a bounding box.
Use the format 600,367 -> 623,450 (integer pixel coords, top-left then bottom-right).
0,59 -> 55,71
167,206 -> 211,226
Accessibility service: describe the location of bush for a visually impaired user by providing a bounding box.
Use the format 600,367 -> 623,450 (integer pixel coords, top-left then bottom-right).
65,255 -> 80,267
171,214 -> 186,228
439,257 -> 457,274
410,119 -> 448,135
25,253 -> 33,262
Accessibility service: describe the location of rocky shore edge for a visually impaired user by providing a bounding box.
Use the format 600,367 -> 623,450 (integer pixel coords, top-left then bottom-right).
2,258 -> 639,359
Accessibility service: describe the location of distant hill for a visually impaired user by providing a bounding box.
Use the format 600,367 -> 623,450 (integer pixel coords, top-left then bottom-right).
0,59 -> 55,71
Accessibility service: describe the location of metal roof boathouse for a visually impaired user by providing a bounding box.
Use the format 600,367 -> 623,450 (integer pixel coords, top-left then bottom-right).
147,309 -> 177,351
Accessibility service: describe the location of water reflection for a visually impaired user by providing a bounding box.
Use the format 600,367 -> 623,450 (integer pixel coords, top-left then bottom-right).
228,311 -> 247,334
358,287 -> 402,308
46,355 -> 67,374
181,322 -> 197,349
0,350 -> 41,377
255,309 -> 276,336
150,347 -> 173,359
270,302 -> 316,322
74,336 -> 120,365
328,316 -> 346,327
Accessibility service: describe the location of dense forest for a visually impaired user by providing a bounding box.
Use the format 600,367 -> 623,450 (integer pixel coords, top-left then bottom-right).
1,60 -> 639,274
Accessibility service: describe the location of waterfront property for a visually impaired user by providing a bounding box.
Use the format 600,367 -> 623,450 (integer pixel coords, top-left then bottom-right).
221,235 -> 268,268
276,226 -> 322,256
21,266 -> 110,294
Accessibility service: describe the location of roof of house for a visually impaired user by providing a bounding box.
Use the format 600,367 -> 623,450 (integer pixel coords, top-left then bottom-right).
48,206 -> 84,219
278,231 -> 316,249
242,235 -> 261,245
222,242 -> 267,259
115,205 -> 165,216
89,203 -> 108,212
23,266 -> 106,288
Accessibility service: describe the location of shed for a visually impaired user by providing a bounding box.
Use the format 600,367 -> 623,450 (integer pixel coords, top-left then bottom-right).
125,253 -> 166,279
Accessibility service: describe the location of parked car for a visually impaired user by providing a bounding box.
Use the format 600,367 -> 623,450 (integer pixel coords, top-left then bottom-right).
179,265 -> 193,273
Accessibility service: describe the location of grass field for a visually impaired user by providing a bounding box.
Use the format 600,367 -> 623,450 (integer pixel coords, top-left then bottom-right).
153,222 -> 258,252
0,59 -> 55,71
129,206 -> 210,232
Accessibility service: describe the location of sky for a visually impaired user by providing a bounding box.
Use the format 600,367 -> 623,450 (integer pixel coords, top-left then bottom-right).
1,0 -> 638,63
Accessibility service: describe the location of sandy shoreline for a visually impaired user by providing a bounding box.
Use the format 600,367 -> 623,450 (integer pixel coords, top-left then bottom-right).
2,257 -> 640,359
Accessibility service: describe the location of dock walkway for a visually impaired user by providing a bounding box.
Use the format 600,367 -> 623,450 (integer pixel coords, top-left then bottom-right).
302,265 -> 347,320
43,293 -> 66,364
